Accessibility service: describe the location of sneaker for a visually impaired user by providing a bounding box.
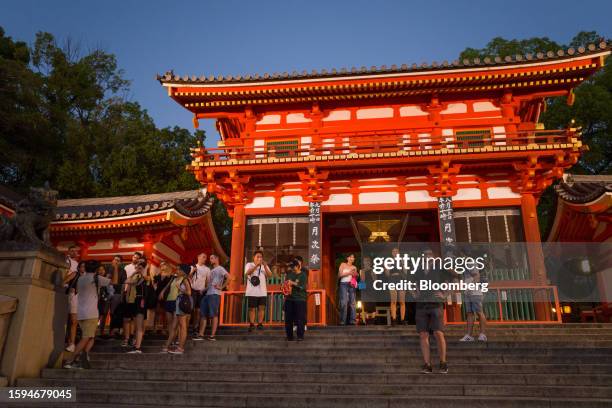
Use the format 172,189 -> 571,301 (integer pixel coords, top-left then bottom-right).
477,333 -> 488,342
63,360 -> 82,370
257,323 -> 264,330
193,335 -> 205,341
160,347 -> 169,353
421,363 -> 433,374
439,362 -> 449,374
206,336 -> 216,341
65,344 -> 75,352
459,334 -> 475,342
248,324 -> 255,333
127,348 -> 142,354
168,347 -> 184,355
121,340 -> 129,347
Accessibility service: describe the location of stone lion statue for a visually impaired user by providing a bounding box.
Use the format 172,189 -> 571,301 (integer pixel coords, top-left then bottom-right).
0,184 -> 57,247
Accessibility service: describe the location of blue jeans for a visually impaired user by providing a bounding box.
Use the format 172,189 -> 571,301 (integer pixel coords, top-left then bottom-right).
339,282 -> 356,324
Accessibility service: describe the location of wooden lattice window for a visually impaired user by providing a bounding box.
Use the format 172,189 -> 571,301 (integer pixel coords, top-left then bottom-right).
455,129 -> 491,148
267,139 -> 298,157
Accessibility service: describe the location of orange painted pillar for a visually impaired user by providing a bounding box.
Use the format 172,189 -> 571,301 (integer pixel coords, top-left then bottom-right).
229,204 -> 246,291
520,193 -> 551,320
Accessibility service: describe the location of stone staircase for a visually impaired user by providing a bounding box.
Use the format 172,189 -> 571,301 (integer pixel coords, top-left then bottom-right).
12,324 -> 612,407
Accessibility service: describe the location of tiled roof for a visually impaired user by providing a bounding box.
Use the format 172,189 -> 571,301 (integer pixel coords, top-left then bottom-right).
54,190 -> 213,221
0,185 -> 23,212
158,42 -> 609,85
555,174 -> 612,204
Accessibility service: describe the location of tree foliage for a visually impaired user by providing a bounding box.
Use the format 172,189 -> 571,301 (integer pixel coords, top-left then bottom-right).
0,28 -> 203,197
0,27 -> 231,253
459,31 -> 611,238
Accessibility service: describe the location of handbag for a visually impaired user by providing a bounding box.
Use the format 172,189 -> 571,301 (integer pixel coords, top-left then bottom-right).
249,265 -> 262,287
144,282 -> 157,309
178,293 -> 193,314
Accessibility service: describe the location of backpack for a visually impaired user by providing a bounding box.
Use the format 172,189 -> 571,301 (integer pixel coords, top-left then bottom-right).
177,278 -> 193,314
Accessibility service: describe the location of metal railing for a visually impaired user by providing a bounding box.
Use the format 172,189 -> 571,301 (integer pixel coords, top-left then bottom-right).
219,289 -> 328,326
445,285 -> 562,324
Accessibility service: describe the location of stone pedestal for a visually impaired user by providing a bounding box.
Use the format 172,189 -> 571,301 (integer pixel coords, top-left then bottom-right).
0,248 -> 67,385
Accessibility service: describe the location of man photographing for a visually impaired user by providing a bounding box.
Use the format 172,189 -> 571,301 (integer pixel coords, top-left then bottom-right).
244,250 -> 272,332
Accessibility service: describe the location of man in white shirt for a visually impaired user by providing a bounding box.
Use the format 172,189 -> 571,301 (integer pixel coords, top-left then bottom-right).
245,250 -> 272,332
190,253 -> 210,335
123,251 -> 143,280
64,260 -> 111,369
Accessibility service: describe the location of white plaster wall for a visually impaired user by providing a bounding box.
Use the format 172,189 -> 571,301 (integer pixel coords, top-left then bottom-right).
405,190 -> 437,202
286,113 -> 311,123
487,187 -> 521,199
359,192 -> 399,204
400,106 -> 427,117
356,107 -> 394,119
473,101 -> 499,112
281,195 -> 308,207
256,115 -> 281,125
323,110 -> 351,121
325,194 -> 353,206
441,103 -> 467,114
245,197 -> 275,209
454,188 -> 482,200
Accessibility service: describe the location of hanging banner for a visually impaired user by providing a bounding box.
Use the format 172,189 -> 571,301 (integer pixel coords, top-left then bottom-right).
437,196 -> 456,255
308,201 -> 322,269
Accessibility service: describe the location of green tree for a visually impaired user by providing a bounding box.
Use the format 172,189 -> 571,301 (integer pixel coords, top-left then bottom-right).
0,27 -> 231,254
459,31 -> 611,238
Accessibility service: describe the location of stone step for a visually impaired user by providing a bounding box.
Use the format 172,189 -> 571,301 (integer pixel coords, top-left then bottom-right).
16,378 -> 612,399
37,369 -> 612,386
92,343 -> 612,355
85,351 -> 611,364
84,360 -> 612,374
10,391 -> 611,408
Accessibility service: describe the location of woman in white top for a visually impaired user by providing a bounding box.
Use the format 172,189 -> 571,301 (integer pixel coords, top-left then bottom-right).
244,250 -> 272,332
338,254 -> 358,325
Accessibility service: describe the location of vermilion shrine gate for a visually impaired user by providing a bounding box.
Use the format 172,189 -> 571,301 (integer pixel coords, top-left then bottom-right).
158,43 -> 610,325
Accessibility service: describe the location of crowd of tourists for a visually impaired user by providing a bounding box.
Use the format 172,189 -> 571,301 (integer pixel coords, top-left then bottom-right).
62,247 -> 230,368
63,245 -> 486,374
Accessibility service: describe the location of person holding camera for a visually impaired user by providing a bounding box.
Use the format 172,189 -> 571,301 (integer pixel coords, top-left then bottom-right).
124,258 -> 152,354
163,264 -> 192,354
244,250 -> 272,332
284,259 -> 308,341
189,253 -> 210,335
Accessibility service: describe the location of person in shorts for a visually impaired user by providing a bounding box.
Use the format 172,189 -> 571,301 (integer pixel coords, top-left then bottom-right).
195,254 -> 230,341
123,258 -> 152,354
63,245 -> 81,352
460,261 -> 487,342
163,265 -> 192,354
244,250 -> 272,332
189,253 -> 210,334
63,260 -> 111,369
121,251 -> 143,347
413,248 -> 453,374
